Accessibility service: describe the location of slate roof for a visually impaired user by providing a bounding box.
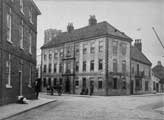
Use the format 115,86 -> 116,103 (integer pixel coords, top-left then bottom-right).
152,65 -> 164,84
41,21 -> 132,49
131,46 -> 152,66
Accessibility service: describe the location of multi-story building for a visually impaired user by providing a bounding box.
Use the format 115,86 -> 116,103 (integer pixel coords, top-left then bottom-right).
0,0 -> 41,105
130,39 -> 152,94
41,16 -> 132,96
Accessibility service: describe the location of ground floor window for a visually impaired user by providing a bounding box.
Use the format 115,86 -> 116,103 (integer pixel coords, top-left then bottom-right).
145,81 -> 149,91
43,78 -> 46,87
98,77 -> 103,89
113,78 -> 117,89
135,79 -> 142,90
53,78 -> 57,86
59,78 -> 63,85
153,81 -> 156,90
48,78 -> 51,86
122,81 -> 126,89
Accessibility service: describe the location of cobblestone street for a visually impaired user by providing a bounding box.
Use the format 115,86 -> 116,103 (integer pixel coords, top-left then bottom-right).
5,93 -> 164,120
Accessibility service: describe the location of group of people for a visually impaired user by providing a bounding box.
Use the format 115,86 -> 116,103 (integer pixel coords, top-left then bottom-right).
80,82 -> 94,96
46,84 -> 63,96
34,80 -> 95,99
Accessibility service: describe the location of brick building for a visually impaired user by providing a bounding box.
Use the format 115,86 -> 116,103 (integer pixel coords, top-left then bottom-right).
0,0 -> 41,105
130,39 -> 152,94
41,16 -> 132,96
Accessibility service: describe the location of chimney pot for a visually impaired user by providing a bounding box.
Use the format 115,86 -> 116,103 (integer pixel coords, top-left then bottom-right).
89,15 -> 97,26
134,39 -> 142,52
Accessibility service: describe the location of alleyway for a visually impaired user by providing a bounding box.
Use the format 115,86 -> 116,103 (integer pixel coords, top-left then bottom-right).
5,93 -> 164,120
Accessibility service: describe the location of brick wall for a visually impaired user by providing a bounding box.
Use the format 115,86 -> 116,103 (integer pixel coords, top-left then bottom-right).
0,0 -> 40,105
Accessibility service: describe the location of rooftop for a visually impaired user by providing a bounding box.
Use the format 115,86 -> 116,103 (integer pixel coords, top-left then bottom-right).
41,21 -> 132,49
131,46 -> 152,66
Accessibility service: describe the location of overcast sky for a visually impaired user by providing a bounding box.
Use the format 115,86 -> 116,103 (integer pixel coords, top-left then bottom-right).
34,0 -> 164,67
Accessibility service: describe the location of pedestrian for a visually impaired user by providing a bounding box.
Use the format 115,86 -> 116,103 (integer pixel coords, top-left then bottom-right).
90,82 -> 94,96
50,86 -> 54,95
34,80 -> 40,99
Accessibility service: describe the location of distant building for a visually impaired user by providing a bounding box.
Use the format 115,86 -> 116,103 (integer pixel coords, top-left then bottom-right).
41,15 -> 132,96
151,71 -> 162,93
152,61 -> 164,92
0,0 -> 41,105
44,29 -> 62,44
131,39 -> 152,94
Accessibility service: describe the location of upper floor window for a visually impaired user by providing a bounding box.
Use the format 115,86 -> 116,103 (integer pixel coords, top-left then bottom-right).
66,61 -> 71,73
29,31 -> 32,54
83,61 -> 86,72
90,60 -> 94,71
122,60 -> 126,74
113,59 -> 117,73
54,63 -> 57,73
98,59 -> 103,70
76,61 -> 79,72
29,8 -> 33,24
112,40 -> 118,56
20,20 -> 24,49
75,45 -> 79,55
48,63 -> 52,73
90,42 -> 95,54
20,0 -> 24,14
54,50 -> 58,59
66,46 -> 72,57
83,44 -> 87,54
44,54 -> 47,61
120,43 -> 127,56
6,8 -> 12,43
59,63 -> 63,73
49,53 -> 52,61
59,49 -> 63,57
43,64 -> 46,73
99,40 -> 104,52
131,64 -> 134,74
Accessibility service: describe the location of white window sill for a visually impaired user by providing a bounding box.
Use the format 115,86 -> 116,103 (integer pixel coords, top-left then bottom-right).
7,40 -> 13,44
20,10 -> 24,15
28,84 -> 32,88
20,47 -> 24,50
6,84 -> 12,88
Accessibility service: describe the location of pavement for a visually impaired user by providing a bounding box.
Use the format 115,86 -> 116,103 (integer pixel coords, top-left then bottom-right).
0,93 -> 164,120
0,97 -> 56,120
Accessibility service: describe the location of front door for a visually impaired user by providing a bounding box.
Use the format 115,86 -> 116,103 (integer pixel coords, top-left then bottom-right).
19,71 -> 22,96
65,77 -> 70,93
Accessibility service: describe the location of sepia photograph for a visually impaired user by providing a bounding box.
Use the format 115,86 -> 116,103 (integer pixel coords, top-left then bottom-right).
0,0 -> 164,120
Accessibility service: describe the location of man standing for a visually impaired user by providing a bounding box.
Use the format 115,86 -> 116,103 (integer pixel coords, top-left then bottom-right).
34,80 -> 40,99
90,82 -> 94,96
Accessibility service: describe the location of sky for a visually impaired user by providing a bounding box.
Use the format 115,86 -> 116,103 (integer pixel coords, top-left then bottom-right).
34,0 -> 164,67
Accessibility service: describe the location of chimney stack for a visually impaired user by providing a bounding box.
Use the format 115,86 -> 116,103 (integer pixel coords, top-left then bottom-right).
157,61 -> 162,66
67,23 -> 74,32
89,15 -> 97,26
134,39 -> 142,52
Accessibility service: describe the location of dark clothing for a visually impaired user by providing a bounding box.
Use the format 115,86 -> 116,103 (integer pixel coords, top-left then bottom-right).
90,84 -> 94,96
34,81 -> 40,99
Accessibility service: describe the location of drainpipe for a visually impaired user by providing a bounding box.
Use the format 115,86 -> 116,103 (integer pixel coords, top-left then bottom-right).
105,36 -> 109,96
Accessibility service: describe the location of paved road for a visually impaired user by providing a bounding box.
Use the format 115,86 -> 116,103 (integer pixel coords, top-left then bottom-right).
5,93 -> 164,120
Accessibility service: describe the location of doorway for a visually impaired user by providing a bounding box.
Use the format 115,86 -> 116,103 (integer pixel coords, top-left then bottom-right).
19,71 -> 22,96
130,80 -> 134,94
65,77 -> 70,93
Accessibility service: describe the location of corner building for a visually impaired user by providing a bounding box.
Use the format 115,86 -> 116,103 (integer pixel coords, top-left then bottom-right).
0,0 -> 41,105
41,16 -> 132,96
